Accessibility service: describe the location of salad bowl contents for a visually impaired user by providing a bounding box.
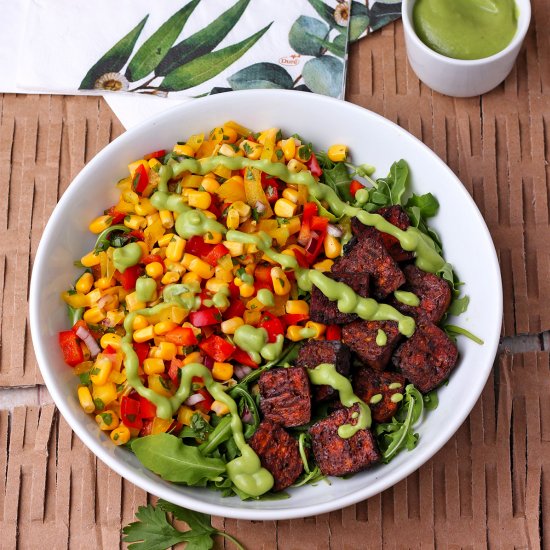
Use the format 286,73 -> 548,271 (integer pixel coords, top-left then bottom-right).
30,90 -> 502,519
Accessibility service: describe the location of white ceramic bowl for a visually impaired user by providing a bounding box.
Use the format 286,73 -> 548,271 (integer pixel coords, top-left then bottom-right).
402,0 -> 531,97
29,90 -> 502,520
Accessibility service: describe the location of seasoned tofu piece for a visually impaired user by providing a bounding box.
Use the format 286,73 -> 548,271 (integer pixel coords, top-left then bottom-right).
259,367 -> 311,427
295,340 -> 351,402
352,367 -> 406,423
342,320 -> 401,371
391,265 -> 452,324
309,405 -> 381,476
392,322 -> 458,393
248,420 -> 303,491
331,236 -> 405,300
310,272 -> 370,325
377,206 -> 415,262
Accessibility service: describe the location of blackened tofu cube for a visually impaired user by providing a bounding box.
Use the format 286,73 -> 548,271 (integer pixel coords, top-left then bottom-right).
352,367 -> 406,423
248,420 -> 303,491
392,322 -> 458,393
259,367 -> 311,427
331,236 -> 405,300
310,272 -> 370,325
391,265 -> 452,324
309,405 -> 381,476
342,320 -> 401,370
295,340 -> 351,402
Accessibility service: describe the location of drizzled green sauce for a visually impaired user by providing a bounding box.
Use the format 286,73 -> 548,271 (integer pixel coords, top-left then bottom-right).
394,290 -> 421,307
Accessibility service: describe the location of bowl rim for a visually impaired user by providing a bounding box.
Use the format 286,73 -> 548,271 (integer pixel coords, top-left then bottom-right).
29,89 -> 503,520
402,0 -> 532,66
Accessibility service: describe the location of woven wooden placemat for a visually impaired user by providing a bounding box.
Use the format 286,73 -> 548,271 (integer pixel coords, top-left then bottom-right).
1,1 -> 550,546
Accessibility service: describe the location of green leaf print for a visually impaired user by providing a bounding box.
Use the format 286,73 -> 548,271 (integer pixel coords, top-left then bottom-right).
289,16 -> 330,57
228,62 -> 294,90
302,55 -> 344,97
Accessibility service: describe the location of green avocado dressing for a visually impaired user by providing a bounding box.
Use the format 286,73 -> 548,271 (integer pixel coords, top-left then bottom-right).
136,277 -> 157,302
394,290 -> 421,307
376,329 -> 387,346
113,242 -> 142,273
413,0 -> 518,60
121,304 -> 273,496
233,325 -> 284,363
308,363 -> 372,438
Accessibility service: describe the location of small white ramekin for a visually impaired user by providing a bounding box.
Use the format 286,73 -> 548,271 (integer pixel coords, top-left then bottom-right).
402,0 -> 531,97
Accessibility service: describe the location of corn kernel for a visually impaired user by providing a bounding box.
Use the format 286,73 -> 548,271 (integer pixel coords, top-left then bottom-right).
183,351 -> 203,365
95,410 -> 120,431
286,325 -> 311,342
125,292 -> 146,312
106,310 -> 125,326
110,424 -> 131,445
133,325 -> 155,343
83,307 -> 106,324
90,356 -> 112,386
85,288 -> 103,307
204,231 -> 223,245
324,234 -> 342,259
135,198 -> 156,216
287,159 -> 308,173
274,198 -> 298,218
211,400 -> 230,416
295,145 -> 312,162
226,208 -> 240,229
94,276 -> 115,290
239,139 -> 263,159
78,386 -> 95,414
327,144 -> 348,163
100,333 -> 122,350
173,143 -> 195,157
147,374 -> 173,397
305,321 -> 326,339
187,190 -> 212,210
219,143 -> 236,157
166,235 -> 185,262
222,240 -> 245,257
144,357 -> 165,375
189,258 -> 214,279
282,187 -> 300,204
181,253 -> 198,269
201,177 -> 220,193
136,241 -> 148,259
124,215 -> 146,230
146,213 -> 161,227
281,138 -> 296,161
145,261 -> 164,279
161,271 -> 180,285
154,321 -> 178,335
88,215 -> 112,234
148,158 -> 162,170
92,382 -> 117,407
81,251 -> 101,267
133,315 -> 149,331
158,233 -> 175,247
220,316 -> 244,335
285,300 -> 309,315
270,267 -> 291,295
313,259 -> 334,272
75,272 -> 94,294
61,291 -> 87,308
177,405 -> 195,426
212,362 -> 233,381
122,189 -> 140,204
221,126 -> 238,143
182,271 -> 202,285
159,210 -> 174,229
239,283 -> 255,298
158,341 -> 177,361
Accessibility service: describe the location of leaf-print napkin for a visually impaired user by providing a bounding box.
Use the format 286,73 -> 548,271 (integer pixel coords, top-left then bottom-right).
18,0 -> 352,99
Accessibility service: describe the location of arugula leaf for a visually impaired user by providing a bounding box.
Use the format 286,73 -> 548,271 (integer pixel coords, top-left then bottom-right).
198,416 -> 233,455
93,224 -> 131,254
443,324 -> 484,345
67,304 -> 84,326
423,390 -> 439,411
131,433 -> 226,484
447,295 -> 470,316
123,501 -> 245,550
321,162 -> 354,203
405,192 -> 439,219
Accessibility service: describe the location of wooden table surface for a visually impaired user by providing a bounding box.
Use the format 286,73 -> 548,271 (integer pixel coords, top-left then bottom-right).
1,4 -> 549,548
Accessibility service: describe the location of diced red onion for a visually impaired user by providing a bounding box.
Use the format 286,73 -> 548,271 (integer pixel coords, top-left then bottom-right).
203,356 -> 214,370
234,365 -> 252,380
97,294 -> 114,309
75,326 -> 101,358
241,407 -> 254,424
327,224 -> 343,238
255,200 -> 266,213
184,393 -> 206,406
305,232 -> 320,254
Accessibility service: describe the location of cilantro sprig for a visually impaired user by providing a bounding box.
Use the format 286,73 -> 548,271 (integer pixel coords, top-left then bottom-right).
122,500 -> 245,550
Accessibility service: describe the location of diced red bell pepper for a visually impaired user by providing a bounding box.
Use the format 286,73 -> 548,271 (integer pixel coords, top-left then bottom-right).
199,334 -> 236,362
207,201 -> 221,219
259,312 -> 285,343
141,253 -> 163,265
115,264 -> 141,291
138,395 -> 157,419
143,149 -> 166,160
298,202 -> 318,246
283,313 -> 309,325
350,179 -> 364,197
120,395 -> 143,429
254,265 -> 273,285
204,243 -> 230,266
293,249 -> 311,268
310,215 -> 329,232
105,205 -> 126,225
185,236 -> 214,258
326,325 -> 342,340
189,308 -> 222,327
139,419 -> 153,436
227,281 -> 240,300
133,342 -> 150,367
103,345 -> 117,355
304,230 -> 326,264
168,357 -> 184,385
128,229 -> 144,240
232,348 -> 259,368
167,420 -> 183,434
195,388 -> 214,414
306,152 -> 323,178
59,330 -> 85,367
165,326 -> 198,346
223,298 -> 246,320
132,163 -> 149,194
